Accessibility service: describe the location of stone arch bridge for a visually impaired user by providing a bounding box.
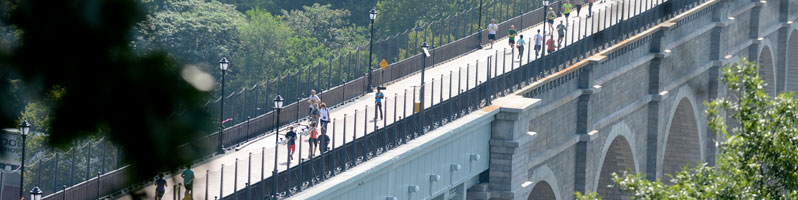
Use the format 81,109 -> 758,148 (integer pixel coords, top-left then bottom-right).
291,0 -> 798,199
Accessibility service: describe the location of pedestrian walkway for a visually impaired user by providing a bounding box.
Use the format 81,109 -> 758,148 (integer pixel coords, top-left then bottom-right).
119,0 -> 660,199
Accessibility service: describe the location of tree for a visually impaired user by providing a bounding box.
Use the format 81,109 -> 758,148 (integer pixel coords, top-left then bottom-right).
577,58 -> 798,199
281,3 -> 367,51
134,0 -> 246,68
230,8 -> 293,89
1,0 -> 213,183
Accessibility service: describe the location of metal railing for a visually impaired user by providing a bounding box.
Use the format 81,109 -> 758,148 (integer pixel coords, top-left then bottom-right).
199,0 -> 565,154
40,0 -> 711,198
218,0 -> 707,199
37,1 -> 563,199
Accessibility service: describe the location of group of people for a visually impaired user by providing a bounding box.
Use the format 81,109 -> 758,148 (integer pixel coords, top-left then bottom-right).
284,89 -> 332,161
486,0 -> 598,58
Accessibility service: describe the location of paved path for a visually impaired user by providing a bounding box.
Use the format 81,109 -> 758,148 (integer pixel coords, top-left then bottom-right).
120,1 -> 660,199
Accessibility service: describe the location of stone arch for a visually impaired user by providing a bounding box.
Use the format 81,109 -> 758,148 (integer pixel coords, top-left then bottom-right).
661,98 -> 702,183
659,86 -> 706,178
786,30 -> 798,92
526,165 -> 562,200
593,123 -> 638,200
527,181 -> 556,200
758,44 -> 777,96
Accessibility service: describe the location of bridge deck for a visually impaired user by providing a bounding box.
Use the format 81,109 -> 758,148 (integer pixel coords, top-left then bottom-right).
119,0 -> 654,199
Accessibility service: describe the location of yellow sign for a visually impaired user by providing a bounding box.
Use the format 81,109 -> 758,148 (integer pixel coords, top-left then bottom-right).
379,59 -> 389,70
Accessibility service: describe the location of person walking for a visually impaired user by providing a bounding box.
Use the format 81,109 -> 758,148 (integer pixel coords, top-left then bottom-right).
181,166 -> 194,199
562,1 -> 573,21
516,35 -> 525,61
308,89 -> 320,116
286,126 -> 297,160
319,103 -> 330,134
154,174 -> 167,200
546,37 -> 557,54
575,0 -> 584,16
308,122 -> 319,158
318,133 -> 331,154
487,19 -> 498,49
534,30 -> 544,58
546,7 -> 557,34
557,20 -> 567,48
508,25 -> 518,49
588,0 -> 594,17
375,90 -> 384,120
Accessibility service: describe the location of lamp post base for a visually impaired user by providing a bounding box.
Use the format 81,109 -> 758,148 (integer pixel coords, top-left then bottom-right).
217,147 -> 225,154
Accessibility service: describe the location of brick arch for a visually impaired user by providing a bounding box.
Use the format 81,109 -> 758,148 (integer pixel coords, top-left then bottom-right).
527,181 -> 556,200
759,45 -> 777,96
595,135 -> 635,199
661,98 -> 702,183
786,30 -> 798,92
526,165 -> 562,200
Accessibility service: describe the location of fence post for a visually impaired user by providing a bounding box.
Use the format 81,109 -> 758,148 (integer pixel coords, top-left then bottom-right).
248,152 -> 252,196
383,98 -> 389,150
332,118 -> 337,173
261,147 -> 265,197
234,158 -> 238,194
96,172 -> 101,199
343,114 -> 347,169
206,170 -> 210,200
353,110 -> 358,162
487,56 -> 492,105
220,164 -> 224,198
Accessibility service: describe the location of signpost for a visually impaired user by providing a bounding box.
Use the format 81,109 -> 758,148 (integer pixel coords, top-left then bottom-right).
380,59 -> 389,86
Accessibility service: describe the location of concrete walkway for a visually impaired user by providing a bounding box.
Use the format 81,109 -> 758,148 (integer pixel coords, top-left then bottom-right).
119,0 -> 659,199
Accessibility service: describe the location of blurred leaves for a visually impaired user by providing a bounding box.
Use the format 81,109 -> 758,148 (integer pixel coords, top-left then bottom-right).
0,0 -> 211,183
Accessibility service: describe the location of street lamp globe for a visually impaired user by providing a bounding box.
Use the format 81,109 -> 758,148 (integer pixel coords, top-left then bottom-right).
543,0 -> 549,6
29,185 -> 42,200
19,120 -> 30,136
219,57 -> 229,71
369,9 -> 378,21
274,95 -> 284,109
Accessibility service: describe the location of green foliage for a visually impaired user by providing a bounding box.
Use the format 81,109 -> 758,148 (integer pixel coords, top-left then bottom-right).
376,0 -> 479,37
135,0 -> 246,67
281,3 -> 367,51
1,0 -> 211,183
577,58 -> 798,199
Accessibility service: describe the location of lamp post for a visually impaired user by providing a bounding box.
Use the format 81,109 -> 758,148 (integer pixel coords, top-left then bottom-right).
29,185 -> 41,200
272,95 -> 284,199
419,42 -> 430,134
367,8 -> 378,92
218,57 -> 230,154
18,120 -> 30,199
